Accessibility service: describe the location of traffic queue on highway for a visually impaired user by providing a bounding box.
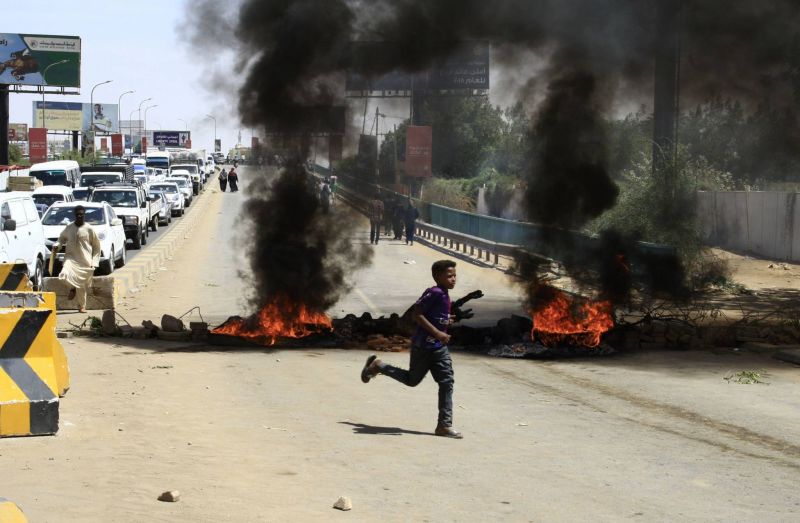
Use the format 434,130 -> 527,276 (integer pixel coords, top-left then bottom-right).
0,148 -> 222,290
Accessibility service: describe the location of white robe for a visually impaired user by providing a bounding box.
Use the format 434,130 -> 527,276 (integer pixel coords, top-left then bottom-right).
57,222 -> 101,307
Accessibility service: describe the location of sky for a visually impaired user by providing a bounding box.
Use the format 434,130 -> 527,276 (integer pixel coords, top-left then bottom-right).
4,0 -> 245,153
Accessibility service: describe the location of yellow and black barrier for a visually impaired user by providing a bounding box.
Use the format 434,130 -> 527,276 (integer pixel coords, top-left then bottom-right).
0,264 -> 31,292
0,291 -> 70,437
0,497 -> 27,522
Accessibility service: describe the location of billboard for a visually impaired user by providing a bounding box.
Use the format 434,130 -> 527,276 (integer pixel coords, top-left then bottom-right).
33,101 -> 119,132
346,42 -> 489,91
29,128 -> 47,163
405,126 -> 432,178
84,103 -> 119,132
0,33 -> 81,87
33,101 -> 82,131
153,131 -> 190,147
8,123 -> 28,141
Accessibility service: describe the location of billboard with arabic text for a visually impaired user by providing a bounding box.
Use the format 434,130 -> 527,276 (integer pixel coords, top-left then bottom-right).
0,33 -> 81,87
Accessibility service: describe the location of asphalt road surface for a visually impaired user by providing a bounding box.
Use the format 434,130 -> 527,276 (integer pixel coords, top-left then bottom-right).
6,166 -> 797,522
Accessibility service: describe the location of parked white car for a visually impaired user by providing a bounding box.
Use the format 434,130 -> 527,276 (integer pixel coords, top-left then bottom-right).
32,186 -> 75,217
42,202 -> 126,275
150,182 -> 185,217
0,192 -> 50,289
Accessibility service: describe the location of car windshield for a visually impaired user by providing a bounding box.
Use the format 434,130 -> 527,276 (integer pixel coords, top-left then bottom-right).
81,174 -> 120,186
43,207 -> 105,226
151,184 -> 178,193
146,158 -> 169,169
72,189 -> 90,201
172,165 -> 197,174
167,179 -> 188,188
90,190 -> 138,207
31,170 -> 68,186
148,192 -> 163,201
135,175 -> 147,184
32,194 -> 67,208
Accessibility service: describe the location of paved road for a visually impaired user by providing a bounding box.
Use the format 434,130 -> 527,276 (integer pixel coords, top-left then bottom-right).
12,165 -> 799,521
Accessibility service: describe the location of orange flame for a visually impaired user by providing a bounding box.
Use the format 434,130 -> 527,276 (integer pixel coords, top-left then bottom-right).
531,287 -> 614,348
212,298 -> 333,346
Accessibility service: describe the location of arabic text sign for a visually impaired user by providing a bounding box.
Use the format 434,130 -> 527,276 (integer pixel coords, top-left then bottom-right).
29,128 -> 47,163
153,131 -> 191,147
0,33 -> 81,87
405,126 -> 433,178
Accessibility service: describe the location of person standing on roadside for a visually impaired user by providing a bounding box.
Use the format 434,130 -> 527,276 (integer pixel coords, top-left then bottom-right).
369,193 -> 384,245
218,168 -> 228,192
320,181 -> 332,213
404,199 -> 420,245
56,206 -> 101,313
228,168 -> 239,192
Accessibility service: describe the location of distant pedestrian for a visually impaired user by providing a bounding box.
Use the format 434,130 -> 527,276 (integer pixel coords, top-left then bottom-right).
383,194 -> 394,236
228,168 -> 239,192
218,168 -> 228,192
392,200 -> 405,240
360,260 -> 462,439
320,182 -> 332,213
56,206 -> 101,313
404,200 -> 420,245
369,194 -> 384,244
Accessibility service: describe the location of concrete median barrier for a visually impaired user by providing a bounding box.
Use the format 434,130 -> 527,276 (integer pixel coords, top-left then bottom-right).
0,498 -> 27,522
0,291 -> 69,437
0,263 -> 31,291
42,276 -> 117,312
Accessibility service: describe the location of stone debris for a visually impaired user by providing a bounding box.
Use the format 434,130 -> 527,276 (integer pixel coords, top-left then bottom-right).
101,309 -> 117,335
333,496 -> 352,511
157,490 -> 180,502
161,314 -> 185,332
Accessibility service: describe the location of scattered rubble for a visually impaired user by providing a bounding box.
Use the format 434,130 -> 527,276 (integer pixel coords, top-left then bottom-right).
333,496 -> 352,511
157,490 -> 180,502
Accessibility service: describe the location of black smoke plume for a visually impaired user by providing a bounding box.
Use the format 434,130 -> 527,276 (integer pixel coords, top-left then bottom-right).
190,0 -> 800,311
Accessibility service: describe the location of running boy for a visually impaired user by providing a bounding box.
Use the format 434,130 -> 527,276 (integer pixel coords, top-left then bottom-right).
360,260 -> 463,438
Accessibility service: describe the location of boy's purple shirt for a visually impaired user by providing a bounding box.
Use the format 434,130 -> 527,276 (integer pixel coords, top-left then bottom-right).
411,285 -> 451,349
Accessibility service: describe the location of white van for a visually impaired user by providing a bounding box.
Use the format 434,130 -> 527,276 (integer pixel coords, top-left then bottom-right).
0,192 -> 49,289
29,160 -> 81,187
32,186 -> 75,217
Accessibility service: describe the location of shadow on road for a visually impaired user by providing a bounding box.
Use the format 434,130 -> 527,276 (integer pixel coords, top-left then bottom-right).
339,421 -> 435,437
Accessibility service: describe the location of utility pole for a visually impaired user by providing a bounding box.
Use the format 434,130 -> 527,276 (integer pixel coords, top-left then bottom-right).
653,0 -> 682,188
0,85 -> 8,165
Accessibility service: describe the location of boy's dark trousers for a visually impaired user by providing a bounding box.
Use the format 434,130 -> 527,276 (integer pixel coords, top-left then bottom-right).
370,220 -> 381,243
378,345 -> 454,426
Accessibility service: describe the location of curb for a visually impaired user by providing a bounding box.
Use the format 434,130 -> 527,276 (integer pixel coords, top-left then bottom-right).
112,190 -> 212,300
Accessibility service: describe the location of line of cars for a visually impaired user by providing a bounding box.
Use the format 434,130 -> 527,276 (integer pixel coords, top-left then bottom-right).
0,153 -> 212,287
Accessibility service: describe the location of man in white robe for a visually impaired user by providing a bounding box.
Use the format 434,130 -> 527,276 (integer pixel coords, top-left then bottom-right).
57,206 -> 101,313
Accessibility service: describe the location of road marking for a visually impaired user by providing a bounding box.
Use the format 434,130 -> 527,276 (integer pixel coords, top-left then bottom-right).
353,288 -> 383,317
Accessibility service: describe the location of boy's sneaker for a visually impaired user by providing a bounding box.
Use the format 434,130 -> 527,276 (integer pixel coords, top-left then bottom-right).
360,354 -> 380,383
435,425 -> 463,439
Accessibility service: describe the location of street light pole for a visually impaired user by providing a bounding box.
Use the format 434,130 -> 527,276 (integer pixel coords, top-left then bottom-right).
144,105 -> 158,145
40,59 -> 69,131
137,97 -> 152,153
205,114 -> 216,151
89,80 -> 113,132
117,90 -> 134,155
129,109 -> 138,157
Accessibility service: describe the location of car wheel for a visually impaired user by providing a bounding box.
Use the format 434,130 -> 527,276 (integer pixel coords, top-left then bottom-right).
151,217 -> 158,232
100,248 -> 114,275
141,228 -> 148,246
31,257 -> 44,291
180,208 -> 185,216
131,233 -> 142,250
115,244 -> 126,268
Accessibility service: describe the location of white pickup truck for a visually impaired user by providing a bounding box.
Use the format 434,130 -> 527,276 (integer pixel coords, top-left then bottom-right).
88,183 -> 160,249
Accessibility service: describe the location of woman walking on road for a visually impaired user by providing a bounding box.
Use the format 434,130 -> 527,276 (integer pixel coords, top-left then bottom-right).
218,168 -> 228,192
404,200 -> 420,245
228,168 -> 239,192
